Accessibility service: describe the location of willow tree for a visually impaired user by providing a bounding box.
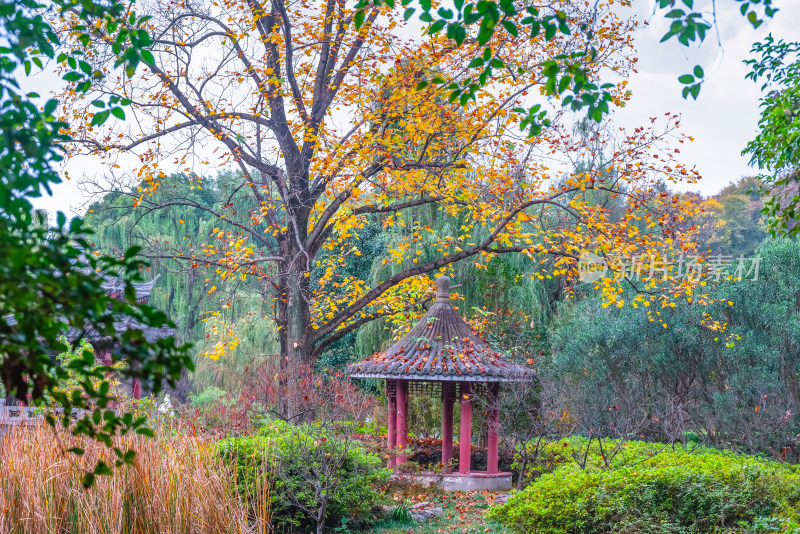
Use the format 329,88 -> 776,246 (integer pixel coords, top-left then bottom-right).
57,0 -> 702,366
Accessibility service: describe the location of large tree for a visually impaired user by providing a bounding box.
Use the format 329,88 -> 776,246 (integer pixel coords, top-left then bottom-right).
57,0 -> 702,366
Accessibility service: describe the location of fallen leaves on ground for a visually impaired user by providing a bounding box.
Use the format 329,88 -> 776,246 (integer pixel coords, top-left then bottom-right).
383,486 -> 509,534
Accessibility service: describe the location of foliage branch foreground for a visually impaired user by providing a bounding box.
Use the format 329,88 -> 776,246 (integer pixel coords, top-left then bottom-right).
354,0 -> 780,132
744,35 -> 800,236
0,0 -> 190,487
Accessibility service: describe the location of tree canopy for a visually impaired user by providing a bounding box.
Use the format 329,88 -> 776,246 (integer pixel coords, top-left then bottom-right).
56,0 -> 708,372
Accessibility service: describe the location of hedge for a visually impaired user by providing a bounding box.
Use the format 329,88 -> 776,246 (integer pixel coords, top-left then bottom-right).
490,439 -> 800,533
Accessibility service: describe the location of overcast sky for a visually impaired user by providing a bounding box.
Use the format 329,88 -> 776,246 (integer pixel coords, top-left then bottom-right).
31,1 -> 800,215
614,1 -> 800,196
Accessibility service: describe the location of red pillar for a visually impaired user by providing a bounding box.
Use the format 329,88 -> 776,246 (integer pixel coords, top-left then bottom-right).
99,347 -> 113,369
99,347 -> 116,407
387,380 -> 397,467
487,383 -> 500,474
396,380 -> 409,465
459,382 -> 472,475
441,382 -> 455,473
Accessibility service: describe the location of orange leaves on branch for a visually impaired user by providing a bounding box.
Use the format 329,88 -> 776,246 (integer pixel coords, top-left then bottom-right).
52,0 -> 706,359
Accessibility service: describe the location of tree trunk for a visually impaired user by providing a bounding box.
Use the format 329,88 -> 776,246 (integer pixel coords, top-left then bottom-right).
286,267 -> 311,365
517,454 -> 528,491
275,208 -> 315,419
278,197 -> 314,366
316,498 -> 327,534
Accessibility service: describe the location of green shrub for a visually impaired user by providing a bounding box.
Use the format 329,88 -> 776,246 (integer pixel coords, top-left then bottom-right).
217,420 -> 390,531
189,386 -> 228,408
514,436 -> 678,486
355,421 -> 387,436
390,503 -> 414,523
490,441 -> 800,534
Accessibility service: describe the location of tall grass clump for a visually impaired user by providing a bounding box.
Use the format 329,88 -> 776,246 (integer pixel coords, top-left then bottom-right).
0,424 -> 259,534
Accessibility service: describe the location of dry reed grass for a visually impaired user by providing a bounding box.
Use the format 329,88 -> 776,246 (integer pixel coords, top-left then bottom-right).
0,423 -> 267,534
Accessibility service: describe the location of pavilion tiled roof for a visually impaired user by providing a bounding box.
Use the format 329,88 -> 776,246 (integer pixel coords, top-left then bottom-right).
348,277 -> 531,382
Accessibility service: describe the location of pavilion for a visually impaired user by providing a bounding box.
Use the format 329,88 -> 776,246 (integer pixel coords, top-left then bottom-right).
348,276 -> 531,491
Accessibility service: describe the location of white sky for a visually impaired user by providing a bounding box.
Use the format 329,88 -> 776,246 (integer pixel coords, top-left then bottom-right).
30,1 -> 800,215
614,1 -> 800,196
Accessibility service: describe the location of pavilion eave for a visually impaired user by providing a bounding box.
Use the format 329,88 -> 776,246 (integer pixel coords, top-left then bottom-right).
348,372 -> 531,382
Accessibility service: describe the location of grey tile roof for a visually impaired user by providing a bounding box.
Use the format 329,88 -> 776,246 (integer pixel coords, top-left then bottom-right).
80,269 -> 161,303
347,277 -> 531,382
3,273 -> 173,344
64,316 -> 176,344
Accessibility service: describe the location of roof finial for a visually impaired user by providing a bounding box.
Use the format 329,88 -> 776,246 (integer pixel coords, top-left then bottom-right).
436,276 -> 451,303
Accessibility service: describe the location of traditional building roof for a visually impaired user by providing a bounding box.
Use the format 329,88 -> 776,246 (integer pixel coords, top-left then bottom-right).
82,269 -> 161,303
4,273 -> 174,345
348,276 -> 531,382
68,271 -> 174,343
64,315 -> 176,344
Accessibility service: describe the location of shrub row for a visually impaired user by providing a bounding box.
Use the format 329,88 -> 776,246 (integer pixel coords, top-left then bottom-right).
490,439 -> 800,533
